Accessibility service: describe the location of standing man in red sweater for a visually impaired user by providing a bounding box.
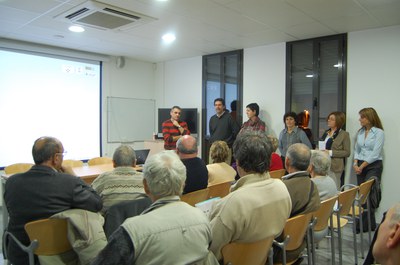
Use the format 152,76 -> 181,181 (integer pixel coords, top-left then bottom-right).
162,106 -> 190,150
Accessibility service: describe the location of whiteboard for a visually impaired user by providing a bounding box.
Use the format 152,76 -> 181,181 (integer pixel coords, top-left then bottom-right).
107,97 -> 155,143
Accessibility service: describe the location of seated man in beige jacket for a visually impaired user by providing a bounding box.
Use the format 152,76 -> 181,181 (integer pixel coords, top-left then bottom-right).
209,131 -> 292,261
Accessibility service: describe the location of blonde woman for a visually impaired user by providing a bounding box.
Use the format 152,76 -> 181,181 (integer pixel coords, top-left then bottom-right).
207,141 -> 236,186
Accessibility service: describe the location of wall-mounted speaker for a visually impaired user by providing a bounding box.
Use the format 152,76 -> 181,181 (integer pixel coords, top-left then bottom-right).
116,56 -> 125,68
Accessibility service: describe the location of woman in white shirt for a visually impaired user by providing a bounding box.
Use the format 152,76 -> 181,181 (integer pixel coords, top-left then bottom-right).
353,107 -> 384,229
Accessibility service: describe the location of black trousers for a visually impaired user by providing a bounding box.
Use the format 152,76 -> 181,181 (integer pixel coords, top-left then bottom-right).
356,160 -> 383,228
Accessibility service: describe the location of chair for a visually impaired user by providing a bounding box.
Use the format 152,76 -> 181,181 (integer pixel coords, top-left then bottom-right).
272,212 -> 313,265
180,188 -> 210,206
24,218 -> 72,256
330,186 -> 359,265
208,181 -> 231,198
221,236 -> 274,265
104,196 -> 152,239
309,195 -> 338,265
4,163 -> 34,174
87,156 -> 112,166
269,169 -> 285,179
3,231 -> 39,265
62,159 -> 84,168
348,178 -> 375,258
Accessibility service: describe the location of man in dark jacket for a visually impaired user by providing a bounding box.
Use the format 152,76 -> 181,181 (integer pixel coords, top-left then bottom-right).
4,136 -> 102,265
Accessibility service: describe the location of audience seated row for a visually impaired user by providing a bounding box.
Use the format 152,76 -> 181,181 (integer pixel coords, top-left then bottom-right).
4,133 -> 389,265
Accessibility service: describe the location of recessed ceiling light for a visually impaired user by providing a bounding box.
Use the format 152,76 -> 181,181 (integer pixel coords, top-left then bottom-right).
162,33 -> 176,43
306,74 -> 313,78
69,25 -> 85,33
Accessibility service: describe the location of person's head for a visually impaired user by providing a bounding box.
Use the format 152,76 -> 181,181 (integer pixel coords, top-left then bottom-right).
170,106 -> 182,121
32,136 -> 64,170
373,203 -> 400,265
113,145 -> 136,168
210,141 -> 230,163
230,100 -> 237,112
246,103 -> 260,119
283,112 -> 297,129
267,135 -> 279,152
142,151 -> 187,201
176,135 -> 198,159
233,131 -> 273,176
309,150 -> 331,177
214,98 -> 226,115
359,107 -> 384,130
285,143 -> 311,173
327,111 -> 346,130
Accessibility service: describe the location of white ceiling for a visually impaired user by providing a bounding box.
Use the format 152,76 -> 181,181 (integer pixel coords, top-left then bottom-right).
1,0 -> 399,63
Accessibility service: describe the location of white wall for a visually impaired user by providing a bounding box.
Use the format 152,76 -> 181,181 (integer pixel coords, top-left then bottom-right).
102,57 -> 156,156
154,56 -> 203,143
346,25 -> 400,217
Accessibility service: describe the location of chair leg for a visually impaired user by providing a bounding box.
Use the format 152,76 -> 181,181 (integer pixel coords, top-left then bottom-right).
337,213 -> 343,265
268,247 -> 274,265
367,199 -> 372,244
351,205 -> 358,265
330,216 -> 335,265
306,228 -> 312,265
359,204 -> 364,259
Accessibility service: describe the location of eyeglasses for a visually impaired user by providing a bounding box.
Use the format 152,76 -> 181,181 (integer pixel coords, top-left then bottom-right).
56,151 -> 67,157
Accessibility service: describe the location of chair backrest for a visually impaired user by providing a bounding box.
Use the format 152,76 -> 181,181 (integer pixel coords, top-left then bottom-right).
269,169 -> 285,179
208,181 -> 231,198
87,156 -> 112,166
221,236 -> 274,265
314,196 -> 337,232
62,159 -> 84,168
4,163 -> 34,174
338,186 -> 359,216
24,219 -> 72,256
104,196 -> 152,239
282,213 -> 313,251
181,188 -> 210,206
358,178 -> 375,205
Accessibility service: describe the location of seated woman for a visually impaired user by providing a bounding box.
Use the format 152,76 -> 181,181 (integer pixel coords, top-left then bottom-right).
267,136 -> 284,171
309,150 -> 338,201
207,141 -> 237,186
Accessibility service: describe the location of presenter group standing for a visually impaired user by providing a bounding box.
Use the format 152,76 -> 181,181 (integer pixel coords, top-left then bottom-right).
240,103 -> 266,133
162,106 -> 190,150
319,111 -> 350,189
353,107 -> 384,230
209,98 -> 240,164
278,111 -> 312,165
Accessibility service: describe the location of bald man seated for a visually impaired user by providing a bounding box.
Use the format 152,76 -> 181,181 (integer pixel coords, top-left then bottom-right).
176,135 -> 208,194
373,203 -> 400,265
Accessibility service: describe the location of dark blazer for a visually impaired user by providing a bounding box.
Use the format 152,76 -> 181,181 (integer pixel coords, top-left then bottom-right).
4,165 -> 102,265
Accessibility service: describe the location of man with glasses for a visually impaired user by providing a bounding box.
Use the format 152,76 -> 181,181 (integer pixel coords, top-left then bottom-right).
4,136 -> 102,265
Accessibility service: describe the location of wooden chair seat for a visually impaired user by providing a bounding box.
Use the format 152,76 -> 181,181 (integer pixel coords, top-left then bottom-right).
25,218 -> 72,256
208,181 -> 231,198
269,169 -> 285,179
180,188 -> 210,206
87,157 -> 112,166
4,163 -> 34,174
222,236 -> 274,265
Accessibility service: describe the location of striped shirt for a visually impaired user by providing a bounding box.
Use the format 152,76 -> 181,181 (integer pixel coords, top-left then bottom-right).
162,119 -> 190,150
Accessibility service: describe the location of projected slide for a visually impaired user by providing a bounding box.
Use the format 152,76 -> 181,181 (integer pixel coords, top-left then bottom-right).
0,49 -> 101,168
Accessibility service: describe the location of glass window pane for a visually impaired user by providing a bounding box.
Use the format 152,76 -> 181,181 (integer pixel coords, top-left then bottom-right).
319,40 -> 339,137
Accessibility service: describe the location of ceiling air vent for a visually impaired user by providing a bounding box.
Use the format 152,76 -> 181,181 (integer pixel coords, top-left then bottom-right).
55,1 -> 157,31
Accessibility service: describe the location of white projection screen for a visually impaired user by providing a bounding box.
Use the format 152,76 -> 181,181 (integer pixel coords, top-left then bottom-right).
0,49 -> 101,168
